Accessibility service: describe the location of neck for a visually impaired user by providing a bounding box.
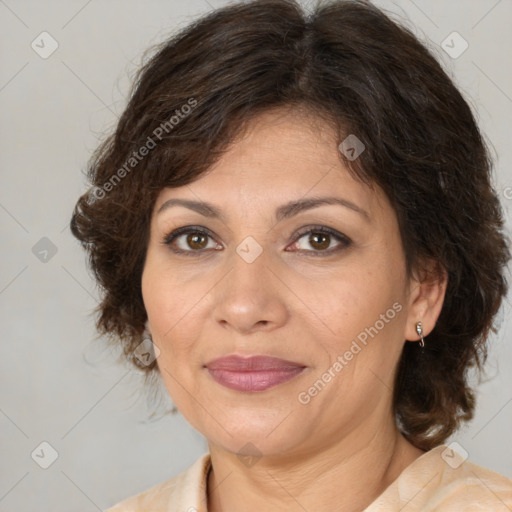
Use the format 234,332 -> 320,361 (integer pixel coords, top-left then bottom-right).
206,420 -> 424,512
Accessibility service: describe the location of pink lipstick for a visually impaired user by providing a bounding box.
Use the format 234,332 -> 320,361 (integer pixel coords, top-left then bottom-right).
205,355 -> 305,392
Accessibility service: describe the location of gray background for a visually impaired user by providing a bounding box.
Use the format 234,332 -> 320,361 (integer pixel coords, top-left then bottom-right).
0,0 -> 511,510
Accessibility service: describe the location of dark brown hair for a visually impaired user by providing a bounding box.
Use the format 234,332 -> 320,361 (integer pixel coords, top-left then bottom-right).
70,0 -> 510,450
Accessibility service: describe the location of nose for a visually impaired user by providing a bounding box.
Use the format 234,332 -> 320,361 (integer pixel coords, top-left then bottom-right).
211,241 -> 289,335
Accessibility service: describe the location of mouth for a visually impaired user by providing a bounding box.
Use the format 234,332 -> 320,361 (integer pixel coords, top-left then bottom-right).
204,355 -> 306,392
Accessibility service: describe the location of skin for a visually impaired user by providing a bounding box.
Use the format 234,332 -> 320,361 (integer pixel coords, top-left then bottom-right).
141,106 -> 447,512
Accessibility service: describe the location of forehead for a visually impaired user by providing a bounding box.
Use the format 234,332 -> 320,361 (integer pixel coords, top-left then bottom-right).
154,107 -> 389,221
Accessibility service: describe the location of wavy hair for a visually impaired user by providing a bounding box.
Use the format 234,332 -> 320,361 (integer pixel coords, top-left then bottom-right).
70,0 -> 510,450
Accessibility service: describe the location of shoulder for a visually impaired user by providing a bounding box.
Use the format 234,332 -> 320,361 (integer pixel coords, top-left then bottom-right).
105,452 -> 211,512
427,450 -> 512,511
366,444 -> 512,511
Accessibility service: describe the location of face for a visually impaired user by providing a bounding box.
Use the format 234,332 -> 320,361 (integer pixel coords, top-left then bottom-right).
142,107 -> 419,459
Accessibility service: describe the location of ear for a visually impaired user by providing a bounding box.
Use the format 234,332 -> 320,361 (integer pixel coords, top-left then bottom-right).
145,319 -> 151,335
404,259 -> 448,344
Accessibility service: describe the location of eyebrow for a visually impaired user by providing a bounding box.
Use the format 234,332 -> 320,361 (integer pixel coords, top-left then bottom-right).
157,196 -> 370,222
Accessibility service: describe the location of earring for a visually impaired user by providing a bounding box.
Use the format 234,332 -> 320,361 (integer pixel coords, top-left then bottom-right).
416,321 -> 425,348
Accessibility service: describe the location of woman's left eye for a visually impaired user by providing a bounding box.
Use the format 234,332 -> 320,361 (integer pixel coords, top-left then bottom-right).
288,227 -> 352,255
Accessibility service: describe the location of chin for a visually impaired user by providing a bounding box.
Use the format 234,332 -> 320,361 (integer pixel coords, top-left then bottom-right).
198,411 -> 304,457
209,431 -> 300,459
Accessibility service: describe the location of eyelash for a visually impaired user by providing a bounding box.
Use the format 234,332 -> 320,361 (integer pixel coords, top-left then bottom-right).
161,225 -> 352,257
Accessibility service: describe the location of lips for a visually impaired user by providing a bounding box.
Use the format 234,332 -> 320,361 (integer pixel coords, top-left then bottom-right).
205,355 -> 306,392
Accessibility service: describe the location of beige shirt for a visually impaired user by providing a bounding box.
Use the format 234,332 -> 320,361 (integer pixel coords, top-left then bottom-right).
106,445 -> 512,511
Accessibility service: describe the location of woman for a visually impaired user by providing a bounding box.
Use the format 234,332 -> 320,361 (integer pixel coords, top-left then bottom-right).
70,0 -> 512,510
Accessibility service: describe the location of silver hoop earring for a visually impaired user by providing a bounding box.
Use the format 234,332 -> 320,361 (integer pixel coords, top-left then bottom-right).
416,321 -> 425,348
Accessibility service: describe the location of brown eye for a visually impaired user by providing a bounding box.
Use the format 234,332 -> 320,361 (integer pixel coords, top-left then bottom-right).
290,226 -> 352,255
163,226 -> 221,255
187,233 -> 208,250
308,232 -> 331,250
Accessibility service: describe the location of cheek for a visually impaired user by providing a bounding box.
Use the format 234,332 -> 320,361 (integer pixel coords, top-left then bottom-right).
142,244 -> 187,327
141,258 -> 209,368
305,267 -> 395,332
301,262 -> 406,371
142,255 -> 182,351
142,266 -> 200,405
141,268 -> 170,334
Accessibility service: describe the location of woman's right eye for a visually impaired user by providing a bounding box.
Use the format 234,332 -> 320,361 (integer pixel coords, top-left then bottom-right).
162,226 -> 222,256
